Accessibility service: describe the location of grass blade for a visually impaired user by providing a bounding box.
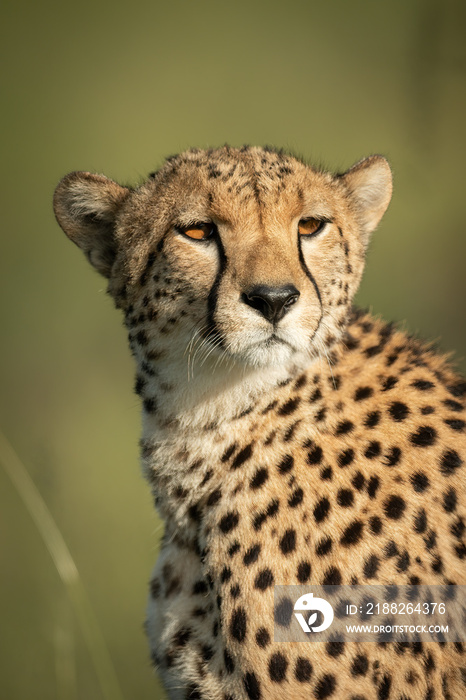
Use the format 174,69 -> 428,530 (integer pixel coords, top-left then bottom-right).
0,430 -> 126,700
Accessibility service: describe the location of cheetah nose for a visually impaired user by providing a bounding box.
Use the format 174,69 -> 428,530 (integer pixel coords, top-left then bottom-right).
242,284 -> 300,323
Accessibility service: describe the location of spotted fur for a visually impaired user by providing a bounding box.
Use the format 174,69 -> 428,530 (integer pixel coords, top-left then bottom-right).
54,146 -> 466,700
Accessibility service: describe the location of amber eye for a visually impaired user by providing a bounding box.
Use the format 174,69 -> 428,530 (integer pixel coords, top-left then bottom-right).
179,223 -> 216,240
298,218 -> 325,237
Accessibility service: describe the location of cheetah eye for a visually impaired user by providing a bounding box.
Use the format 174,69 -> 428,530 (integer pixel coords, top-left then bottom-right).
298,218 -> 326,237
178,222 -> 217,241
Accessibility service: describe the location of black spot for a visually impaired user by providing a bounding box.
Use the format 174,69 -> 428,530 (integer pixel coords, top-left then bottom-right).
243,544 -> 261,566
310,388 -> 322,403
228,541 -> 240,557
243,671 -> 261,700
412,379 -> 435,391
192,580 -> 208,595
352,472 -> 365,490
377,674 -> 391,700
443,398 -> 463,412
424,651 -> 435,672
314,673 -> 336,698
351,654 -> 369,676
382,376 -> 398,391
207,489 -> 222,506
365,441 -> 381,459
451,517 -> 465,539
315,407 -> 327,422
443,487 -> 457,512
295,657 -> 313,682
173,627 -> 192,647
389,402 -> 410,421
363,554 -> 379,579
316,536 -> 332,556
297,561 -> 311,583
143,397 -> 157,413
365,344 -> 384,358
279,529 -> 296,554
188,504 -> 201,522
383,447 -> 402,466
308,445 -> 323,464
253,499 -> 280,530
320,466 -> 333,480
186,684 -> 201,699
255,569 -> 274,590
219,511 -> 240,533
326,640 -> 344,658
223,648 -> 235,673
341,520 -> 364,546
134,375 -> 145,396
231,443 -> 254,469
335,487 -> 354,511
268,652 -> 288,682
338,448 -> 355,467
322,566 -> 342,586
314,497 -> 330,522
278,397 -> 301,415
230,584 -> 241,598
365,411 -> 380,428
278,454 -> 294,473
221,443 -> 237,462
369,516 -> 383,535
440,449 -> 462,475
421,405 -> 435,415
344,333 -> 359,350
250,467 -> 268,489
444,418 -> 466,432
414,508 -> 427,533
367,475 -> 380,498
294,374 -> 307,390
410,472 -> 430,492
385,541 -> 399,558
274,597 -> 294,627
288,487 -> 304,507
410,426 -> 437,447
230,607 -> 247,642
384,495 -> 406,519
396,551 -> 410,572
201,644 -> 214,662
255,627 -> 270,647
354,386 -> 373,401
335,420 -> 353,435
136,330 -> 148,346
221,567 -> 232,583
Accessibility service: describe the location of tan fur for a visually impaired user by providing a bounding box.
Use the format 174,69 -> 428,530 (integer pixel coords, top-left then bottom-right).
54,146 -> 466,700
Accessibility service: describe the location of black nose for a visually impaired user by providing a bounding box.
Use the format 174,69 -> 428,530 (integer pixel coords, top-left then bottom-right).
242,284 -> 300,324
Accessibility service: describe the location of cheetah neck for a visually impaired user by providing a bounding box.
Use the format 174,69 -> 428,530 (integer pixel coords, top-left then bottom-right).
138,347 -> 325,535
140,345 -> 312,435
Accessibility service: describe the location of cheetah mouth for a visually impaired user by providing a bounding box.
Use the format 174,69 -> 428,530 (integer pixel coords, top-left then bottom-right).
263,333 -> 292,348
225,330 -> 300,368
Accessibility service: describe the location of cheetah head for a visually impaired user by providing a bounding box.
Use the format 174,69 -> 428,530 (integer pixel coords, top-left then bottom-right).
54,147 -> 391,376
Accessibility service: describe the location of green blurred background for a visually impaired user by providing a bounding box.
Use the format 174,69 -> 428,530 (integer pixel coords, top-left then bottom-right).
1,1 -> 465,698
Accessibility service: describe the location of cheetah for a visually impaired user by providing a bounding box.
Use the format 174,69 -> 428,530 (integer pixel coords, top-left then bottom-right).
54,146 -> 466,700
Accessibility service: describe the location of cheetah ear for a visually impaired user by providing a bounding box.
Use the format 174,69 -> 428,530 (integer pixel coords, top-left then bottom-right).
53,172 -> 131,278
340,156 -> 392,240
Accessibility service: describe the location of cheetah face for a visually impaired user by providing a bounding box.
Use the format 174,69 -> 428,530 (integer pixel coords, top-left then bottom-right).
54,147 -> 392,372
